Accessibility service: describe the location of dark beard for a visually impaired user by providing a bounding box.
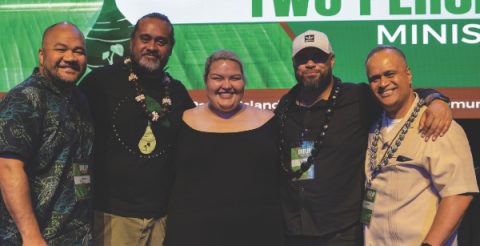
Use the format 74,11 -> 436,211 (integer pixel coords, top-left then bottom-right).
298,69 -> 332,93
302,77 -> 322,90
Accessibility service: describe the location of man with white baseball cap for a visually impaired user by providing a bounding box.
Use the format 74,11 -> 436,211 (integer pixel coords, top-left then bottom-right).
275,30 -> 452,245
292,30 -> 334,57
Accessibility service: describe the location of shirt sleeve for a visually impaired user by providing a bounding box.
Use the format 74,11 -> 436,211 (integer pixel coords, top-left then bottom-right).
0,90 -> 42,163
180,84 -> 195,110
414,88 -> 450,104
172,80 -> 195,110
427,121 -> 479,197
78,70 -> 101,106
358,82 -> 382,126
79,69 -> 109,127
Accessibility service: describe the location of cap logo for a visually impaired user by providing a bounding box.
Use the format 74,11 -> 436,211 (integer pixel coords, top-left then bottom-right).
304,34 -> 314,42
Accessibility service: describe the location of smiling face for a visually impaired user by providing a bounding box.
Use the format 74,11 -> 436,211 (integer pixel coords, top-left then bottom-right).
366,49 -> 415,118
38,23 -> 86,84
130,17 -> 172,74
205,59 -> 245,114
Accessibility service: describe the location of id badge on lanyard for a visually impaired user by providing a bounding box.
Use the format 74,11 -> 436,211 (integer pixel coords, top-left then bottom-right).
361,185 -> 376,225
73,163 -> 91,201
290,140 -> 314,180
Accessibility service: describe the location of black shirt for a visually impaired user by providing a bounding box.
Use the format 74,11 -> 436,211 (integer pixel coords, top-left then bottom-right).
165,118 -> 284,246
80,63 -> 195,218
275,77 -> 379,236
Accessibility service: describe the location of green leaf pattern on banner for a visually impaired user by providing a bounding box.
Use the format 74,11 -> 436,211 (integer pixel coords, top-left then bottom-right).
1,0 -> 479,92
102,51 -> 109,60
0,0 -> 103,91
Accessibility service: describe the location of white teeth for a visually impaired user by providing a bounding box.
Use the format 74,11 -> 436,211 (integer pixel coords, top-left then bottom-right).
217,91 -> 235,99
379,88 -> 394,96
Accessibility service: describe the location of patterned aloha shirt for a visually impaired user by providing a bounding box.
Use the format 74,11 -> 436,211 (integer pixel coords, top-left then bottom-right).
0,68 -> 94,245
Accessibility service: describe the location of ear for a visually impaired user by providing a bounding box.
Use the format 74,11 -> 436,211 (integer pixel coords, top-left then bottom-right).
330,55 -> 335,67
406,66 -> 412,87
38,48 -> 44,67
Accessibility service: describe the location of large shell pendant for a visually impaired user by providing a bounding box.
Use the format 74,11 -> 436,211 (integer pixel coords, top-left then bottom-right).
138,123 -> 156,154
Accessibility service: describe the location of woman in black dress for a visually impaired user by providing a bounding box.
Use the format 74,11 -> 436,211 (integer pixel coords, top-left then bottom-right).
164,50 -> 284,246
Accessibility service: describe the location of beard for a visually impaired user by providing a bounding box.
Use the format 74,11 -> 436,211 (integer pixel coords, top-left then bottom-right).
302,76 -> 322,90
131,51 -> 166,75
297,67 -> 333,92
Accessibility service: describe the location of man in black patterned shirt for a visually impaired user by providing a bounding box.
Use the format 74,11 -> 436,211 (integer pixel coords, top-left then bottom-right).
0,22 -> 93,246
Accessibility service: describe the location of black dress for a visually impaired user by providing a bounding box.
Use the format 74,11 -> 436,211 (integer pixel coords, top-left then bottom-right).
165,117 -> 285,246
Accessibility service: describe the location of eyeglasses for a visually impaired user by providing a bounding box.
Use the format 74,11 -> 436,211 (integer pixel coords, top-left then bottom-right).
295,54 -> 331,65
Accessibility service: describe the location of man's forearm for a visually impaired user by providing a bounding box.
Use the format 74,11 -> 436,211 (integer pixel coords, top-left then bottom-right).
0,158 -> 44,243
414,88 -> 449,105
423,194 -> 473,246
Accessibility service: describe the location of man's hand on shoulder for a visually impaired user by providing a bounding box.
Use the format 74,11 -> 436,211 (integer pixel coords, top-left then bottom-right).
419,100 -> 452,141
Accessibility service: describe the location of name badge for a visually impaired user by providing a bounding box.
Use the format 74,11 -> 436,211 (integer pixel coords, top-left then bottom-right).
73,163 -> 91,201
361,186 -> 376,225
291,141 -> 314,180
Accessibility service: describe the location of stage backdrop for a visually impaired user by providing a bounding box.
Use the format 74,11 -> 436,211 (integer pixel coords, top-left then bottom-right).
1,0 -> 479,118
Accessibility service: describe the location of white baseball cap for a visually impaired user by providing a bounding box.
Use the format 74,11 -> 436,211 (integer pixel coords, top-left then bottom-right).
292,30 -> 334,57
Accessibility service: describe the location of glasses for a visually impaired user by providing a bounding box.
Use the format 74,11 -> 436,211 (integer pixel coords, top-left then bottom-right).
295,54 -> 331,65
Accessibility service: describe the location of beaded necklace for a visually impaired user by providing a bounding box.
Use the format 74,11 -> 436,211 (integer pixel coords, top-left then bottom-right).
278,80 -> 342,179
367,98 -> 425,185
124,57 -> 172,122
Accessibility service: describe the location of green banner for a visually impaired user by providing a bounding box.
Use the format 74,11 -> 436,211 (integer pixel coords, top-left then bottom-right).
1,0 -> 479,92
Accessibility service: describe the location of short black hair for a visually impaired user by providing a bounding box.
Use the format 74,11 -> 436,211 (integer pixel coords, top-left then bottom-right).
130,12 -> 175,48
365,45 -> 407,66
